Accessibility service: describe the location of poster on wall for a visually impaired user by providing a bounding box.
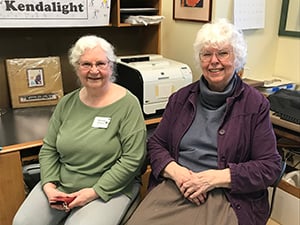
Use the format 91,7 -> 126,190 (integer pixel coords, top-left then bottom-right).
0,0 -> 111,27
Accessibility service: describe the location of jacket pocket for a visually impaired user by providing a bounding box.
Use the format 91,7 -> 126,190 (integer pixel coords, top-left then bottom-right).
250,190 -> 269,225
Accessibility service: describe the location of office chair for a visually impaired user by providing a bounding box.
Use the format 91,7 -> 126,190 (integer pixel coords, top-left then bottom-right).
269,160 -> 287,217
119,163 -> 151,224
119,194 -> 141,225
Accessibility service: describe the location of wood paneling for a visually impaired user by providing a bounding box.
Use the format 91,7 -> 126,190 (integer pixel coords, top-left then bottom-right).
0,152 -> 25,225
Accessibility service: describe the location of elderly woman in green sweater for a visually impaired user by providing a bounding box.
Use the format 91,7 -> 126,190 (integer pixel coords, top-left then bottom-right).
13,35 -> 146,225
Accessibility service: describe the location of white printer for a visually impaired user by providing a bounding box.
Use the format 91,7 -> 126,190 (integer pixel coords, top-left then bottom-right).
116,54 -> 193,116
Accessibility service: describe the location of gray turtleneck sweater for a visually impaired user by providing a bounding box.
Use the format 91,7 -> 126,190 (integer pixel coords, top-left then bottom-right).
178,75 -> 236,172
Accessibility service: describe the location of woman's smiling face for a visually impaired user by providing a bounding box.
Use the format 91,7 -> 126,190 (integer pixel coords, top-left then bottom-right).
200,45 -> 235,92
77,46 -> 112,90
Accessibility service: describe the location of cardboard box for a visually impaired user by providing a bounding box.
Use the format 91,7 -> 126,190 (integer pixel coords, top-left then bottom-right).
269,179 -> 300,225
6,57 -> 64,108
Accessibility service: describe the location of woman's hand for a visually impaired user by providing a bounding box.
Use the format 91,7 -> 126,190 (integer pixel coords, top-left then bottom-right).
43,183 -> 98,211
162,162 -> 207,205
186,192 -> 207,206
43,182 -> 73,212
162,161 -> 192,189
180,169 -> 231,201
67,188 -> 99,209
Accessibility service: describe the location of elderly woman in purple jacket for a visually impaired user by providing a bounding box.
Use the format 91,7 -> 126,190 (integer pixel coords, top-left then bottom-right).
126,19 -> 282,225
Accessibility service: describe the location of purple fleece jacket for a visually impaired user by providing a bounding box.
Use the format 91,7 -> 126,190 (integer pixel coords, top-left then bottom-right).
147,75 -> 282,225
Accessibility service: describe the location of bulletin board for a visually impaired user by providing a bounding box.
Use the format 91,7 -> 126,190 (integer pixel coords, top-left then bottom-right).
6,57 -> 64,108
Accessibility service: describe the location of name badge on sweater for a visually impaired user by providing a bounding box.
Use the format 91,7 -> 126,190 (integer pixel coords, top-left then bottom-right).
92,117 -> 111,128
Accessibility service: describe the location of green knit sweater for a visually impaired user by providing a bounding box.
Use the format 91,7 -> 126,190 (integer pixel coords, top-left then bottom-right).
39,89 -> 146,201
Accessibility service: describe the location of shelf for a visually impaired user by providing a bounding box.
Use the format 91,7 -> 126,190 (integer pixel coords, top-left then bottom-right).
0,0 -> 162,108
111,0 -> 161,27
120,8 -> 159,14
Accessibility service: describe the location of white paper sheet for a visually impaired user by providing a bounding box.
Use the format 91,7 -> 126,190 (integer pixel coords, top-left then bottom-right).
234,0 -> 265,30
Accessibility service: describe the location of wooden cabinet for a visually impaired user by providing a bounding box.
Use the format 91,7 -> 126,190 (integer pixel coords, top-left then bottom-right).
0,152 -> 25,225
0,0 -> 162,108
111,0 -> 161,27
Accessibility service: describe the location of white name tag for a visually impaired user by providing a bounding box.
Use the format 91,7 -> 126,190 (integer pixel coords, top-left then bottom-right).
92,117 -> 111,129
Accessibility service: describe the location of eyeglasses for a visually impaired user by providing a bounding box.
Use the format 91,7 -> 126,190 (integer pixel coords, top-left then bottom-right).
78,60 -> 110,70
199,50 -> 231,62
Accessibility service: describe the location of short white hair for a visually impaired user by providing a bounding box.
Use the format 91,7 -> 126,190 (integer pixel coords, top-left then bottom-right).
68,35 -> 117,81
193,18 -> 247,72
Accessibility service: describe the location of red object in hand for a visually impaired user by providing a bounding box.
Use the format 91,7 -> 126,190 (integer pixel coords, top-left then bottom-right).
50,196 -> 75,206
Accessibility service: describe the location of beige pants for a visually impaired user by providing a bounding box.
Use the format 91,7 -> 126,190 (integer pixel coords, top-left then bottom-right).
126,179 -> 238,225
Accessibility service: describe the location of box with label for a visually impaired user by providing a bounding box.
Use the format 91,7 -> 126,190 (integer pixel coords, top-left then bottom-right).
6,57 -> 64,108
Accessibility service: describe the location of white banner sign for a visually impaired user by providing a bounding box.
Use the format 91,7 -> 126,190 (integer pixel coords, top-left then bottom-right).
0,0 -> 110,27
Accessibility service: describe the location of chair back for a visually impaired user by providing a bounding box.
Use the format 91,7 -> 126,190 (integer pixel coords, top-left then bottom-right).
269,160 -> 287,217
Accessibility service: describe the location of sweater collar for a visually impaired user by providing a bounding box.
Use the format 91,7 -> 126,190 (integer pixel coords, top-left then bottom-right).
199,75 -> 237,109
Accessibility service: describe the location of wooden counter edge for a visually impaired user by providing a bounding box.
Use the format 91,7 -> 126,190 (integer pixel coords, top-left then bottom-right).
145,117 -> 161,125
0,140 -> 43,153
278,179 -> 300,199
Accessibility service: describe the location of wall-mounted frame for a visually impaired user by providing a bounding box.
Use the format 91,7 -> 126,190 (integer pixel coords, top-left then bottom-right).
278,0 -> 300,38
173,0 -> 212,22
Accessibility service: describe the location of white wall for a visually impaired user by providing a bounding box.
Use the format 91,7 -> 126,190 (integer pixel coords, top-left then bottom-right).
274,37 -> 300,83
161,0 -> 300,85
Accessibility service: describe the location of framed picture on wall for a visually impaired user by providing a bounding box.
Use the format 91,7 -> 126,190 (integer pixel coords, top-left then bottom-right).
173,0 -> 212,22
278,0 -> 300,38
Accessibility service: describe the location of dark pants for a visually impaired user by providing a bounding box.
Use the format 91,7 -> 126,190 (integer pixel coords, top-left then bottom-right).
126,179 -> 238,225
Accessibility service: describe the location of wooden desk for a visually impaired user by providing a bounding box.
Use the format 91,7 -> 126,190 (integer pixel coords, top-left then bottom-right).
0,106 -> 161,225
0,106 -> 54,225
270,111 -> 300,143
269,112 -> 300,200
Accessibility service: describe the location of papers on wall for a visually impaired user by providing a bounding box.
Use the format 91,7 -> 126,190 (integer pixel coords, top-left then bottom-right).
234,0 -> 265,30
0,0 -> 111,28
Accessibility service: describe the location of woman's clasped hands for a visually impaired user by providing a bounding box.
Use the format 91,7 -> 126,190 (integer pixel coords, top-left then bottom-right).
45,183 -> 99,212
179,169 -> 227,206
